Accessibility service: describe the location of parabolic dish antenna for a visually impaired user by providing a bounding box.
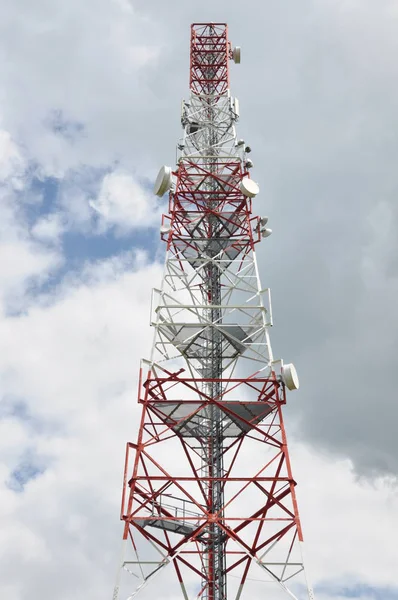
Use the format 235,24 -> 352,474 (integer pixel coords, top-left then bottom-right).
154,166 -> 172,197
282,363 -> 300,391
233,46 -> 241,64
240,177 -> 259,198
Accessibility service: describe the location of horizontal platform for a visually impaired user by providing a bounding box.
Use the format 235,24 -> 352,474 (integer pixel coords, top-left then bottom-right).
174,238 -> 245,268
149,400 -> 274,437
143,518 -> 202,537
158,323 -> 256,360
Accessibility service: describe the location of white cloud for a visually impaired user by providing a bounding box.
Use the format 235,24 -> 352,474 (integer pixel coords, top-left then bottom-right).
0,268 -> 396,599
0,0 -> 163,177
0,1 -> 397,598
89,171 -> 162,233
292,443 -> 398,589
0,251 -> 162,599
0,129 -> 62,311
31,213 -> 65,244
0,129 -> 25,183
0,229 -> 395,598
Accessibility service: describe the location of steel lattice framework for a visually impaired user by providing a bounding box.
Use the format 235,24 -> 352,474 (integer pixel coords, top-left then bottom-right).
113,23 -> 315,600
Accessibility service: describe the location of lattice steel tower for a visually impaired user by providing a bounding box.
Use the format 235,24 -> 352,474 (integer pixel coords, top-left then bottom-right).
113,23 -> 315,600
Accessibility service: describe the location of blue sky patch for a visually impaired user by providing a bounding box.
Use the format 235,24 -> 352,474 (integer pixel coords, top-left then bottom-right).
317,582 -> 398,599
7,459 -> 46,493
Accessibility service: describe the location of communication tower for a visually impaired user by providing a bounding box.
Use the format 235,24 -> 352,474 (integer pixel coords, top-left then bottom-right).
113,23 -> 315,600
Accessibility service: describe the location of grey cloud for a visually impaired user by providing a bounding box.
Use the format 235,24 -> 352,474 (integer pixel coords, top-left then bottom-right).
133,0 -> 398,476
1,0 -> 397,526
2,3 -> 398,599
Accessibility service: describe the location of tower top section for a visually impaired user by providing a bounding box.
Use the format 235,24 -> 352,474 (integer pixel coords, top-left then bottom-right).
190,23 -> 241,95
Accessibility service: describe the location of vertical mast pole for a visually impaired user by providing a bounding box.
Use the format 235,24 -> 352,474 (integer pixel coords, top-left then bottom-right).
192,24 -> 229,600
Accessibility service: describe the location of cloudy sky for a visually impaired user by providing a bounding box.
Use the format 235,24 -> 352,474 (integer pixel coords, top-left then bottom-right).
0,0 -> 397,599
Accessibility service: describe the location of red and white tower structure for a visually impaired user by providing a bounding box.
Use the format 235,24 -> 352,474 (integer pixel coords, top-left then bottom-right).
113,23 -> 315,600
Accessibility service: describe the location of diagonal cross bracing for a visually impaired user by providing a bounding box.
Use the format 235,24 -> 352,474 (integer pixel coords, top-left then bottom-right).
113,23 -> 316,600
